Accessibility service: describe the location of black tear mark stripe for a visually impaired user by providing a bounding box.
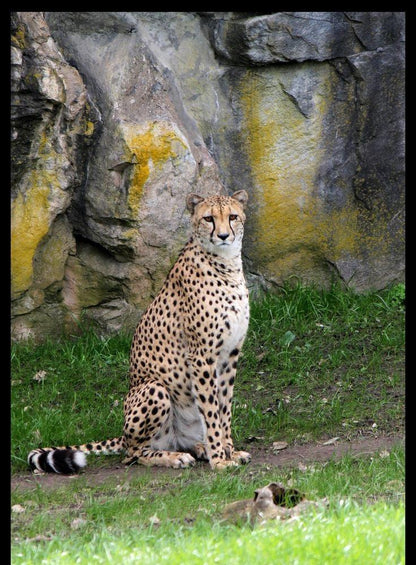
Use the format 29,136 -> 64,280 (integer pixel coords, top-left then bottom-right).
229,219 -> 235,238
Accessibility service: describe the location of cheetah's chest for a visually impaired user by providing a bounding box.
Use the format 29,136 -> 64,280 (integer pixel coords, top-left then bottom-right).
218,284 -> 249,353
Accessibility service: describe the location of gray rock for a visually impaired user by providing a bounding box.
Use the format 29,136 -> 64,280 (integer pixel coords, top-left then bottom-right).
11,12 -> 92,339
208,12 -> 404,64
11,11 -> 405,339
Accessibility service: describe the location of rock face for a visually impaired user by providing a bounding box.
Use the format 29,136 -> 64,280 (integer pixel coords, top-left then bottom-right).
11,12 -> 405,340
205,12 -> 405,290
11,12 -> 92,339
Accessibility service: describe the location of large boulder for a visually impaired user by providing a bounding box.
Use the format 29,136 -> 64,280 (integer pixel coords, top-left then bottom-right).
11,11 -> 225,340
206,12 -> 404,64
11,12 -> 93,339
202,11 -> 405,290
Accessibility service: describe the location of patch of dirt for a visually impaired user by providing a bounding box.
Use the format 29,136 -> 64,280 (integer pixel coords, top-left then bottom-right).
11,434 -> 404,492
248,434 -> 404,466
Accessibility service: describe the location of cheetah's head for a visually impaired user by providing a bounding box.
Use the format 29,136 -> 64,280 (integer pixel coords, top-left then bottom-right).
186,190 -> 248,258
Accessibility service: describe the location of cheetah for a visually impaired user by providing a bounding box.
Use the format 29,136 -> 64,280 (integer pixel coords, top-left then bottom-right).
28,190 -> 251,473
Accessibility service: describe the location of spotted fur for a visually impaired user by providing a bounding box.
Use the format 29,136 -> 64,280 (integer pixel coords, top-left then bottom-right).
28,191 -> 251,473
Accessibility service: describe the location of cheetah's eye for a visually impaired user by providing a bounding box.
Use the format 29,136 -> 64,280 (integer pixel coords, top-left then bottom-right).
203,216 -> 214,223
229,214 -> 238,221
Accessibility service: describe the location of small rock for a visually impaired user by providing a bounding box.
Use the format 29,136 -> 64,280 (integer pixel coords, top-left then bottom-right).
322,437 -> 340,446
222,482 -> 326,526
32,370 -> 47,382
272,441 -> 288,451
71,518 -> 87,529
149,514 -> 161,527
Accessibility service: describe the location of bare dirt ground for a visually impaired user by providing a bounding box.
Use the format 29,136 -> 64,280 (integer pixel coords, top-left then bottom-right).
11,433 -> 404,492
248,434 -> 403,466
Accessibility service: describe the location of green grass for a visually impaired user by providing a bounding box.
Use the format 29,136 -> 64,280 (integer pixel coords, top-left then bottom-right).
12,448 -> 405,563
11,331 -> 131,471
11,283 -> 405,563
234,282 -> 405,445
12,502 -> 405,564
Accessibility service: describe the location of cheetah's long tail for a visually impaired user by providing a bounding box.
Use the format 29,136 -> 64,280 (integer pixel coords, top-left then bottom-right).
27,437 -> 125,474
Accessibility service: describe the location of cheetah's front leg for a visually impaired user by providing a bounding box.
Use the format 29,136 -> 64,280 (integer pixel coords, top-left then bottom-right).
193,357 -> 242,469
191,362 -> 236,469
218,348 -> 251,465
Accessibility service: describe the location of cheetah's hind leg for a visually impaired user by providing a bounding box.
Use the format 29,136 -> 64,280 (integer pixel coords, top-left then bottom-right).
122,382 -> 196,469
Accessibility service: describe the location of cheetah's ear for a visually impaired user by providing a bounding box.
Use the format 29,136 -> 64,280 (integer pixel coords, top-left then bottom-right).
231,190 -> 248,209
186,193 -> 205,214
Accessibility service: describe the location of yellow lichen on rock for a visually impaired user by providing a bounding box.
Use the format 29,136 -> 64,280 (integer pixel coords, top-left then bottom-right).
84,120 -> 94,136
240,67 -> 361,282
11,172 -> 52,298
11,25 -> 26,49
122,122 -> 187,217
240,69 -> 324,273
11,128 -> 71,298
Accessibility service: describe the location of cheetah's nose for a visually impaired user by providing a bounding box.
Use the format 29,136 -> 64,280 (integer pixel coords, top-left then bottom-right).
218,233 -> 229,241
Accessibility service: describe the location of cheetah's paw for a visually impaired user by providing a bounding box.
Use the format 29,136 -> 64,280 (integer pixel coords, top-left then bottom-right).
211,459 -> 238,470
170,452 -> 196,469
